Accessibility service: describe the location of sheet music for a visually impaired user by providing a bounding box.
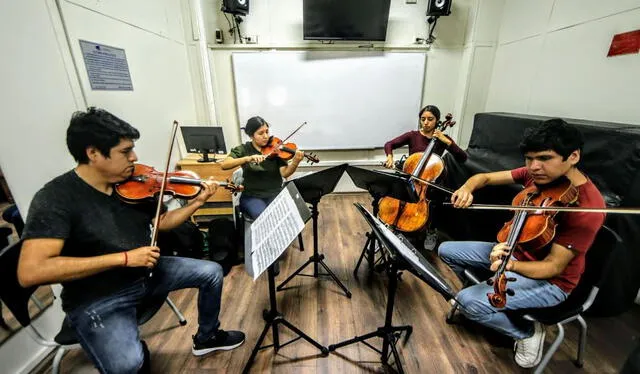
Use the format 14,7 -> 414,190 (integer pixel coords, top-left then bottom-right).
249,187 -> 306,279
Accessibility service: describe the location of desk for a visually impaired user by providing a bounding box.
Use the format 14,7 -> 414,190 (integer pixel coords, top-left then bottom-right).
176,154 -> 238,218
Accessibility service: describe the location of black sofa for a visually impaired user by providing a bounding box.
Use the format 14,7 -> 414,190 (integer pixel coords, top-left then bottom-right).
437,112 -> 640,316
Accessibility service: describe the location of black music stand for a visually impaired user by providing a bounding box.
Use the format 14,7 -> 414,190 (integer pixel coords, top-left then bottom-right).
243,264 -> 328,373
278,163 -> 352,298
346,166 -> 419,276
328,203 -> 456,373
243,184 -> 328,373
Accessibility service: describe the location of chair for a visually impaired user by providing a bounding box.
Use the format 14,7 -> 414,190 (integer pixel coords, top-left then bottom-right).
0,240 -> 187,374
2,204 -> 24,237
445,225 -> 622,374
231,168 -> 244,231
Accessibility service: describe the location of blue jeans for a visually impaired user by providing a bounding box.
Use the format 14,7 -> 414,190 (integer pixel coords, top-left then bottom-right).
438,241 -> 568,339
65,256 -> 223,373
239,194 -> 276,220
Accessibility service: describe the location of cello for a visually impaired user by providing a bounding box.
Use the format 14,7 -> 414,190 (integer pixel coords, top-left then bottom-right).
377,114 -> 456,232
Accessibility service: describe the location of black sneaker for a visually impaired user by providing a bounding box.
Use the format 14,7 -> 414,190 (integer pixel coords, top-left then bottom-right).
192,330 -> 245,356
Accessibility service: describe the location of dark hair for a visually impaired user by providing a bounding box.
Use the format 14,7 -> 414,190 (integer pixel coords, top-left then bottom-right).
244,116 -> 268,137
419,105 -> 441,123
519,118 -> 584,160
66,107 -> 140,164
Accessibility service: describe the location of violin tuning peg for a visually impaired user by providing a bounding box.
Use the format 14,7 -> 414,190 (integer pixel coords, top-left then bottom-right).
486,279 -> 494,286
506,289 -> 515,296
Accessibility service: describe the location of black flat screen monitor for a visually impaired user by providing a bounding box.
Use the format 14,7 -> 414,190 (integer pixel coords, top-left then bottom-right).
303,0 -> 391,41
180,126 -> 227,163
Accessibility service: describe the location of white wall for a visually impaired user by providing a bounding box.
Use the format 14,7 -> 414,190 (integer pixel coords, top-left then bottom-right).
485,0 -> 640,125
203,0 -> 476,163
451,0 -> 504,147
0,0 -> 198,371
0,2 -> 76,372
60,0 -> 200,168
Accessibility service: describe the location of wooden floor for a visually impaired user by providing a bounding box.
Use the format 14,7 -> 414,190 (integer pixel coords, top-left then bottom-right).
35,193 -> 640,373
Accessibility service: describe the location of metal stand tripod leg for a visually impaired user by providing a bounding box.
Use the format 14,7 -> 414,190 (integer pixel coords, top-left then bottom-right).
277,200 -> 351,298
354,232 -> 387,276
330,260 -> 412,373
353,196 -> 386,277
243,265 -> 328,374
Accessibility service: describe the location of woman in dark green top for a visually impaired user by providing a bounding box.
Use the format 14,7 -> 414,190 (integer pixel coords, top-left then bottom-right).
221,116 -> 304,219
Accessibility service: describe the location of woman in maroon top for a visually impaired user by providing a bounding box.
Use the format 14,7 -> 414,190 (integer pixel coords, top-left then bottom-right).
383,104 -> 467,169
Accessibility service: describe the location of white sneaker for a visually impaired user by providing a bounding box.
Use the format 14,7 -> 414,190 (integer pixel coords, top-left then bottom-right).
423,230 -> 438,251
514,322 -> 546,368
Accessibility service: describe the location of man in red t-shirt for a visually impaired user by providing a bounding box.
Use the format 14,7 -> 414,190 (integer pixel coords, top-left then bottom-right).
438,118 -> 605,368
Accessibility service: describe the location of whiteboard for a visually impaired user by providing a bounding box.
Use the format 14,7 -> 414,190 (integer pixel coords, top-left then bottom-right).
232,51 -> 426,150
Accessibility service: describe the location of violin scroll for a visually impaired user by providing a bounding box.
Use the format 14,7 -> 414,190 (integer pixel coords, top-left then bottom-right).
487,273 -> 516,308
303,152 -> 320,164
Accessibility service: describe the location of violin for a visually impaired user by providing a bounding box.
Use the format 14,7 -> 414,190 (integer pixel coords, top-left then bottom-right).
115,163 -> 243,203
377,113 -> 456,232
261,136 -> 319,164
486,177 -> 578,308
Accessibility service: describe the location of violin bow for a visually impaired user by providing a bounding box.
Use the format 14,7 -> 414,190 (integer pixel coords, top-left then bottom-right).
394,170 -> 457,195
441,202 -> 640,214
150,120 -> 180,249
280,121 -> 307,143
403,172 -> 640,214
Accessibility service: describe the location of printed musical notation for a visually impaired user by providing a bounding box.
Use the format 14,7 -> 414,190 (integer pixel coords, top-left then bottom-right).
248,185 -> 306,279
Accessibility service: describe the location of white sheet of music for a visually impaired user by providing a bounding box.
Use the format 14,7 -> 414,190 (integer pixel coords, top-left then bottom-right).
249,187 -> 306,279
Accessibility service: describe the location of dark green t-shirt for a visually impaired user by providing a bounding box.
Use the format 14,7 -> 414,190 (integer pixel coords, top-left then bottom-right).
229,142 -> 287,198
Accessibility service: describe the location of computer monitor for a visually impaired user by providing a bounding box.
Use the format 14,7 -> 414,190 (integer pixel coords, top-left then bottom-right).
180,126 -> 227,163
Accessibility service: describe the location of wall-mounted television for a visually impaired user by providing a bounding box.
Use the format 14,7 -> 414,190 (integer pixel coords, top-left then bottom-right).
303,0 -> 391,41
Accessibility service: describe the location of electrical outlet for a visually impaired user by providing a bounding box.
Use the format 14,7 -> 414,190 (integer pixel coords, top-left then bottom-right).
245,35 -> 258,44
406,0 -> 417,4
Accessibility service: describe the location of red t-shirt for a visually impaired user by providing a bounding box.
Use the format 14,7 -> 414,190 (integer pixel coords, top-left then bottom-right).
510,167 -> 606,293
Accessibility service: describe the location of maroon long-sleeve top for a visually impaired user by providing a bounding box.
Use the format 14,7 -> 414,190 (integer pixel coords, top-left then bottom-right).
384,130 -> 467,163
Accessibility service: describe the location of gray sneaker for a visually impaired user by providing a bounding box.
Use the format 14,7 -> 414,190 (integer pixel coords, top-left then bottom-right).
423,230 -> 438,251
514,321 -> 546,368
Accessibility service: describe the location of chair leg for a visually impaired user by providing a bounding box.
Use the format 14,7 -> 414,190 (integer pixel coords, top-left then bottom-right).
52,346 -> 67,374
446,301 -> 459,324
165,297 -> 187,326
534,323 -> 565,374
575,315 -> 587,368
30,294 -> 45,310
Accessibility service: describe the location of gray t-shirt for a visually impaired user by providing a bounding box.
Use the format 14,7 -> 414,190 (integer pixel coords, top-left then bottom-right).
22,170 -> 156,311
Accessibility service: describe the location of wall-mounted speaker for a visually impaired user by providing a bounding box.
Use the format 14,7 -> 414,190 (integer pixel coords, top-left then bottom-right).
222,0 -> 249,16
426,0 -> 452,17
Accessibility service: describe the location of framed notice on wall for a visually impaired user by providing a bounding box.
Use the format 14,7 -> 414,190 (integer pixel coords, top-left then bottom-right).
79,40 -> 133,91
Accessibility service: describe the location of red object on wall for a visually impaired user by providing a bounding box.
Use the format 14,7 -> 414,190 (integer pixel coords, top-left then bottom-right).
607,29 -> 640,57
